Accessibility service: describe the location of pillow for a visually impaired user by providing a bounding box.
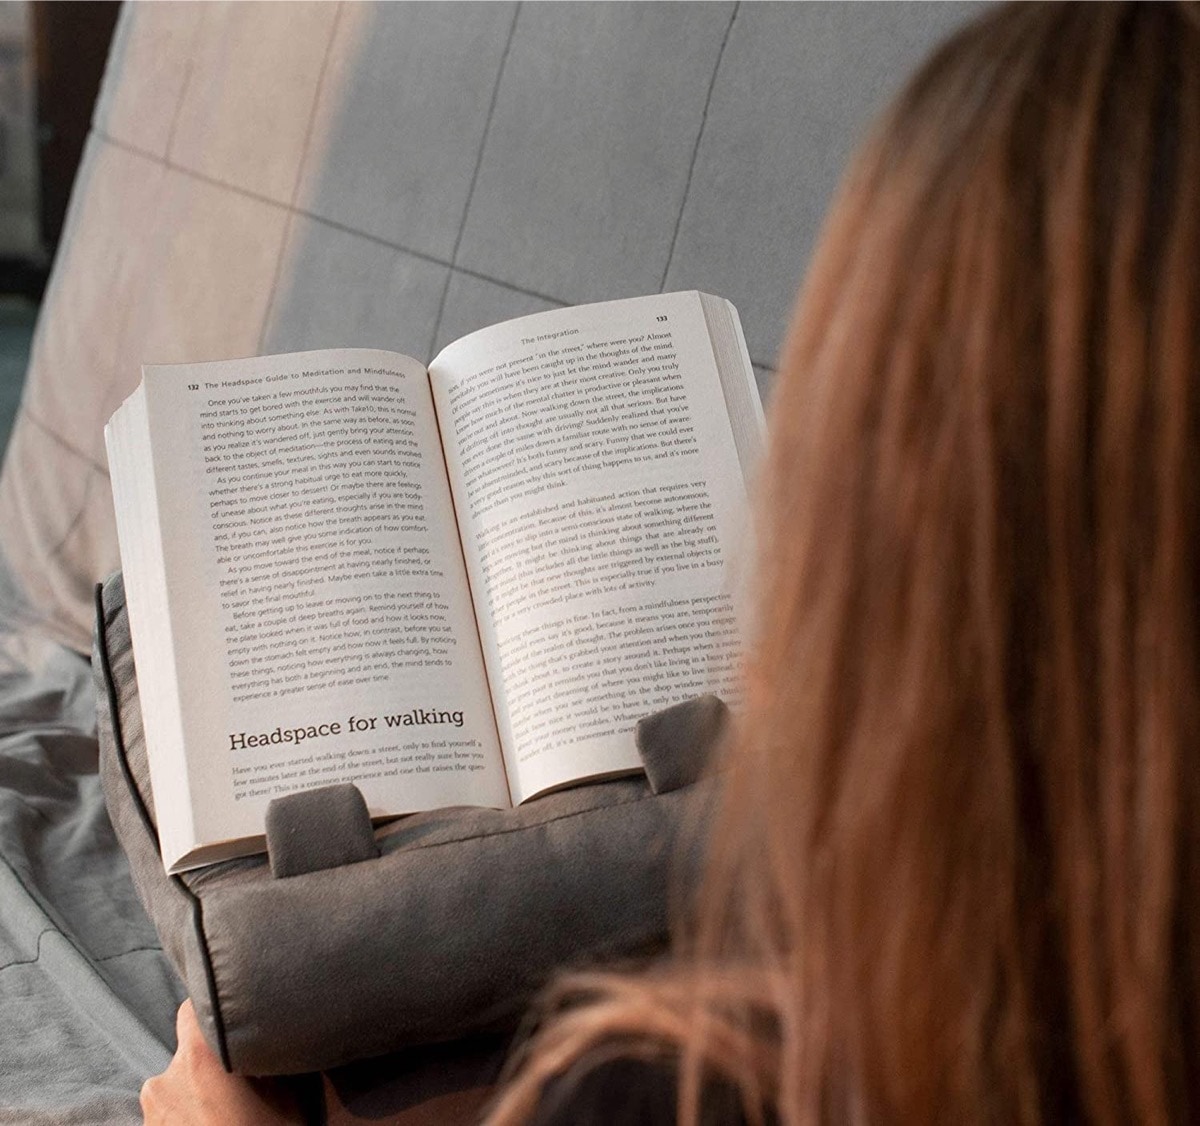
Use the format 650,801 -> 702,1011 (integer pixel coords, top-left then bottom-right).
93,571 -> 723,1075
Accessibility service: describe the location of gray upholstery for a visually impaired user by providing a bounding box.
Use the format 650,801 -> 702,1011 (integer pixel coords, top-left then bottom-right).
636,694 -> 728,795
95,572 -> 722,1075
266,783 -> 380,878
0,1 -> 983,655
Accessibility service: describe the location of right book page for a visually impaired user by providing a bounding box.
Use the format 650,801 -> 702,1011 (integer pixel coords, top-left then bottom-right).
430,291 -> 764,802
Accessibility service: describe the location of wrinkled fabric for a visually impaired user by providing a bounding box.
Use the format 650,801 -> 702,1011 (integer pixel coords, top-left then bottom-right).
0,554 -> 183,1125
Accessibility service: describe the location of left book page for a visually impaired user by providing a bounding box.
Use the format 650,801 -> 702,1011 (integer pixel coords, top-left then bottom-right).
106,349 -> 509,873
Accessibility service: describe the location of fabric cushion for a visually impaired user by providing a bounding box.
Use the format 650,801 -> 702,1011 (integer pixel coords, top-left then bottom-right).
93,571 -> 720,1076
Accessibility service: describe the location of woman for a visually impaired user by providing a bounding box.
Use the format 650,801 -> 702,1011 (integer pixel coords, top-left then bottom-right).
488,4 -> 1200,1122
144,3 -> 1200,1122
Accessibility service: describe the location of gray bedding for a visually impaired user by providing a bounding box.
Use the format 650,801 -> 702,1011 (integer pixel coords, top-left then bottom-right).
0,559 -> 182,1125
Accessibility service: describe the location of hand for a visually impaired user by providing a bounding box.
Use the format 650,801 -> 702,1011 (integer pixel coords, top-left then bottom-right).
140,1000 -> 304,1125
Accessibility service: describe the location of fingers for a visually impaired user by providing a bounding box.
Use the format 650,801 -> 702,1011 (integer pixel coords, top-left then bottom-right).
176,997 -> 196,1043
142,999 -> 306,1125
175,997 -> 204,1051
140,1068 -> 177,1123
175,1000 -> 226,1086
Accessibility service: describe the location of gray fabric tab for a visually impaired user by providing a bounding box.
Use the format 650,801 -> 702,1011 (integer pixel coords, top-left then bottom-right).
265,784 -> 379,878
635,694 -> 728,794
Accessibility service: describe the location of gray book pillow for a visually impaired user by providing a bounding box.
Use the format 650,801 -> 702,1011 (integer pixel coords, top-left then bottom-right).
93,573 -> 725,1075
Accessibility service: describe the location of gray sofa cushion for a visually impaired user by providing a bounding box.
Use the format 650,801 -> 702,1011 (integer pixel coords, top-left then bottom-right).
93,571 -> 720,1076
0,2 -> 982,655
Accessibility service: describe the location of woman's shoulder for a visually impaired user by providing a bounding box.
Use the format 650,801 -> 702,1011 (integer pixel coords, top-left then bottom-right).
526,1053 -> 768,1126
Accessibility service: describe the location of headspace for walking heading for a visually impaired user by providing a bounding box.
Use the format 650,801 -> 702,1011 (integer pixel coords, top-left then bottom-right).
228,707 -> 466,751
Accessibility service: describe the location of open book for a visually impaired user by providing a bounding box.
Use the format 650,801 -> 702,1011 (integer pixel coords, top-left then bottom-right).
105,291 -> 765,872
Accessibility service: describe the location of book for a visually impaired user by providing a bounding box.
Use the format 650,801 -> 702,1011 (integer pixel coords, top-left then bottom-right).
105,291 -> 765,873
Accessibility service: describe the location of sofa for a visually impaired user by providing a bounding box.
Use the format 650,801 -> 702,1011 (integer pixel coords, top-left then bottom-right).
0,4 -> 981,1121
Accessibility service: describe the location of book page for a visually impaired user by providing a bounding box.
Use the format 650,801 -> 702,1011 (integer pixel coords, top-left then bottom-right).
108,384 -> 200,868
430,292 -> 761,802
137,349 -> 507,868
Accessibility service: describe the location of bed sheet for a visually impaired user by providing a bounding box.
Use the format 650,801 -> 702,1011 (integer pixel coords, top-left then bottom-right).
0,555 -> 184,1125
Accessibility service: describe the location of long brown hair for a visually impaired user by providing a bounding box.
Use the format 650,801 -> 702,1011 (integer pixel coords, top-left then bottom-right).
488,5 -> 1200,1122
